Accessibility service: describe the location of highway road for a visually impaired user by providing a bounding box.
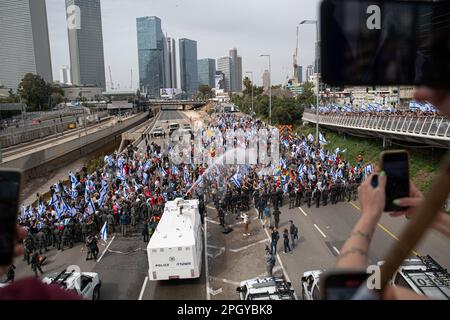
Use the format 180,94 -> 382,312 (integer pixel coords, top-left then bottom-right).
8,107 -> 450,300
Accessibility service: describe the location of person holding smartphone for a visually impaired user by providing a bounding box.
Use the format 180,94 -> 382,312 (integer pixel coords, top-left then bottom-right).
335,87 -> 450,300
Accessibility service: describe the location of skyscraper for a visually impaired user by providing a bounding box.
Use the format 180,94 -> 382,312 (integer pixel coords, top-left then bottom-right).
136,16 -> 165,97
228,48 -> 243,92
179,38 -> 198,98
217,56 -> 231,92
297,65 -> 303,83
306,65 -> 314,82
0,0 -> 53,90
197,59 -> 216,88
66,0 -> 106,89
164,36 -> 177,89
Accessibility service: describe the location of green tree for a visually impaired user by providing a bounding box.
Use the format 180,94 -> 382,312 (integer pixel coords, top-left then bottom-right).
272,97 -> 304,125
198,85 -> 213,99
17,73 -> 52,111
297,81 -> 316,108
243,76 -> 252,95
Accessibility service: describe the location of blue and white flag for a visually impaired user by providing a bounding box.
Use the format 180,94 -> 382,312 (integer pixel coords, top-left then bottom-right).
104,155 -> 114,167
184,168 -> 190,184
307,134 -> 314,143
38,202 -> 45,216
318,132 -> 328,145
230,173 -> 241,188
133,179 -> 140,192
161,167 -> 168,177
69,172 -> 78,187
99,184 -> 108,208
143,172 -> 149,185
280,158 -> 287,169
100,222 -> 108,242
172,164 -> 179,175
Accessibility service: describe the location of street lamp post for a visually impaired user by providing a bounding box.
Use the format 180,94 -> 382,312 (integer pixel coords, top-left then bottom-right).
260,54 -> 272,126
245,71 -> 254,115
299,19 -> 320,142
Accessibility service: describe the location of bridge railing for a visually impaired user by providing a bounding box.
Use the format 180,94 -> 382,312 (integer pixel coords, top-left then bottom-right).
303,112 -> 450,139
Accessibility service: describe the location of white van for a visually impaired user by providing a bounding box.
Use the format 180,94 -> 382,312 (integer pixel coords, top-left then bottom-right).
147,198 -> 203,280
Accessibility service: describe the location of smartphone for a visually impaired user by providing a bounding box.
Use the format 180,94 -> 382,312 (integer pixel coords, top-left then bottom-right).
320,0 -> 450,87
320,270 -> 370,300
0,169 -> 22,266
380,150 -> 410,212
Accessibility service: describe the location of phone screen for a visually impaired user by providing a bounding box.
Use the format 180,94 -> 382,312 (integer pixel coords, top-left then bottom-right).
320,0 -> 450,87
0,171 -> 21,265
322,272 -> 369,300
382,152 -> 409,212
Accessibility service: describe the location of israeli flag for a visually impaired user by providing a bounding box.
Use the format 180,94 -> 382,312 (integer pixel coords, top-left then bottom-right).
172,164 -> 179,175
99,184 -> 108,207
69,172 -> 78,187
116,173 -> 125,181
104,155 -> 114,167
21,205 -> 27,218
38,202 -> 45,216
320,149 -> 325,162
184,168 -> 190,184
48,193 -> 58,206
133,179 -> 140,192
161,167 -> 168,177
318,132 -> 328,145
230,174 -> 241,188
143,172 -> 149,185
280,158 -> 287,169
100,222 -> 108,242
308,134 -> 314,143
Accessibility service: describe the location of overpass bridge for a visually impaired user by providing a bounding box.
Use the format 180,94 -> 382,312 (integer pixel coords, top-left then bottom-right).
302,111 -> 450,149
145,99 -> 208,111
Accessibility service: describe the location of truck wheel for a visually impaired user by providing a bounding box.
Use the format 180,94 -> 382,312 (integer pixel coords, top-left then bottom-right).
92,286 -> 100,300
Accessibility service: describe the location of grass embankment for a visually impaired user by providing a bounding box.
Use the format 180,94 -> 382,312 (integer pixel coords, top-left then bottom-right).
294,124 -> 443,193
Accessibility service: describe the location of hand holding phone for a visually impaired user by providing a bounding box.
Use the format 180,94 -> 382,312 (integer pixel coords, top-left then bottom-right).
379,150 -> 410,212
320,270 -> 372,300
0,169 -> 22,267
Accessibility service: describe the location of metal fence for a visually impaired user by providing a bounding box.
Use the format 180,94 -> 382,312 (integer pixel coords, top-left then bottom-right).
303,112 -> 450,139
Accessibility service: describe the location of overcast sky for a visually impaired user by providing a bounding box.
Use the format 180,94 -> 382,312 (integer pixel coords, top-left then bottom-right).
46,0 -> 320,89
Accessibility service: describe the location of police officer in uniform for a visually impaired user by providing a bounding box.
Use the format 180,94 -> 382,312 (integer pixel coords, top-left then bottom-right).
305,187 -> 312,208
288,186 -> 296,209
322,183 -> 329,206
314,186 -> 321,208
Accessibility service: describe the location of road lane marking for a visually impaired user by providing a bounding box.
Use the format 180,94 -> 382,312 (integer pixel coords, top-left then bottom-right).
314,224 -> 327,238
138,276 -> 148,300
206,218 -> 220,225
333,246 -> 341,255
97,235 -> 115,263
298,207 -> 308,216
349,202 -> 420,256
229,239 -> 268,253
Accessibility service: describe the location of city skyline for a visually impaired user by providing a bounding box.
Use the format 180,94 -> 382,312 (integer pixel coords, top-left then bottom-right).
45,0 -> 320,89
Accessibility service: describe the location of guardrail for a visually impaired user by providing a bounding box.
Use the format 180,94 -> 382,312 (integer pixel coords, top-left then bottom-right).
303,111 -> 450,147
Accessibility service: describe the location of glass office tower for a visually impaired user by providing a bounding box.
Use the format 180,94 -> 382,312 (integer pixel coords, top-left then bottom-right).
179,38 -> 198,98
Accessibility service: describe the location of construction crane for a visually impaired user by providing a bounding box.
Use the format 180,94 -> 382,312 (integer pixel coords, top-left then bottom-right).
293,26 -> 300,97
108,66 -> 115,90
